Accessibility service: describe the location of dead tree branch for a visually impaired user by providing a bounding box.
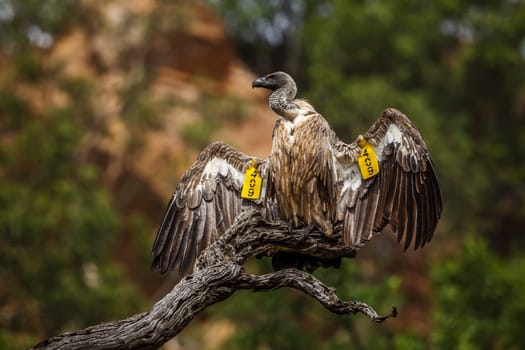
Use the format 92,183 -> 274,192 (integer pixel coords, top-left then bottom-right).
31,210 -> 396,350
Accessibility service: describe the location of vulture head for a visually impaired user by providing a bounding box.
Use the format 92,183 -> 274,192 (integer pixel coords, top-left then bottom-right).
252,71 -> 296,92
253,71 -> 299,119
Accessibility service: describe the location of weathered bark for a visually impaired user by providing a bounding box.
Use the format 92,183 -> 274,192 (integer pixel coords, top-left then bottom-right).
30,210 -> 396,350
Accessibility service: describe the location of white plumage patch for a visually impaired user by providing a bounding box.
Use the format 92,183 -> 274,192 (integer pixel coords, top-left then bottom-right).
278,111 -> 317,147
337,123 -> 403,195
202,158 -> 244,184
341,164 -> 362,192
375,123 -> 403,161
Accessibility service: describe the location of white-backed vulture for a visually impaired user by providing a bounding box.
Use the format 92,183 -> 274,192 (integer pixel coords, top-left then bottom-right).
151,71 -> 442,275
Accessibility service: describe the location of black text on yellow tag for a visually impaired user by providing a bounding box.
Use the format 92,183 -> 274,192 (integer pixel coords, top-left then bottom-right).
358,140 -> 380,180
241,160 -> 262,199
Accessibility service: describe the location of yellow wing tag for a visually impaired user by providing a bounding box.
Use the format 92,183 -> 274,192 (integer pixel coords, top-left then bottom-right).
241,158 -> 262,200
357,138 -> 380,180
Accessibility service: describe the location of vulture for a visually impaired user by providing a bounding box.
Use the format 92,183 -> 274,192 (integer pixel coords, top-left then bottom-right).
151,71 -> 442,275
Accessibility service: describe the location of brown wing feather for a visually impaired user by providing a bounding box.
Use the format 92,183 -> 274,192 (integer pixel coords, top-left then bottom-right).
151,141 -> 272,275
336,108 -> 442,250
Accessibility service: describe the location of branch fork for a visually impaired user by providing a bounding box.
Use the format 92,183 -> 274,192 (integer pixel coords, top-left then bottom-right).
31,209 -> 395,350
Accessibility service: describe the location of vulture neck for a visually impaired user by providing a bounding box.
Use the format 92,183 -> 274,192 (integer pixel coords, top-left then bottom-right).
269,83 -> 300,120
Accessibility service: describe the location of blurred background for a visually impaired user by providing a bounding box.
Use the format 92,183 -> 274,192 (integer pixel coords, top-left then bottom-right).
1,0 -> 525,349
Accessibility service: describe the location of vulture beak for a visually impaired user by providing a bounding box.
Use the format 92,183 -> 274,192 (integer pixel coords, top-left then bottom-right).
252,76 -> 266,89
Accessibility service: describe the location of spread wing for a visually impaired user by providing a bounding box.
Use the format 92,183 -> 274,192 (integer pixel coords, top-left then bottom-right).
151,141 -> 273,275
335,108 -> 442,250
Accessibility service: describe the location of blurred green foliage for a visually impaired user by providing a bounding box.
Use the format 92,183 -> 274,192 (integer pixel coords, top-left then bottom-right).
0,103 -> 146,347
0,3 -> 146,348
432,238 -> 525,349
0,92 -> 146,347
182,92 -> 247,149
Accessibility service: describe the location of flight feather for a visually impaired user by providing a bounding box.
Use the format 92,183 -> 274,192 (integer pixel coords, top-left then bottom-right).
334,108 -> 442,249
151,141 -> 273,275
